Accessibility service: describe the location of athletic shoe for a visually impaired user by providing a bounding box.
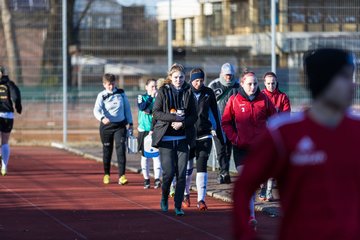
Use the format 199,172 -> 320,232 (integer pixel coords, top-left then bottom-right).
175,207 -> 184,216
217,174 -> 225,184
224,174 -> 231,184
118,175 -> 128,185
169,185 -> 175,197
1,168 -> 7,176
265,194 -> 274,202
103,174 -> 110,184
182,194 -> 190,208
249,217 -> 258,230
259,187 -> 267,201
197,200 -> 208,211
144,179 -> 150,189
160,197 -> 168,212
154,179 -> 161,189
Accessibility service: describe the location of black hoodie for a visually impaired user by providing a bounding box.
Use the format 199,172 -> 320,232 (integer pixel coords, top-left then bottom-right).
0,76 -> 22,114
152,82 -> 198,148
191,85 -> 225,144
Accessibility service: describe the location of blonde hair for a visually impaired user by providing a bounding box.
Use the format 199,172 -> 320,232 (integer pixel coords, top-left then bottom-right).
164,63 -> 185,85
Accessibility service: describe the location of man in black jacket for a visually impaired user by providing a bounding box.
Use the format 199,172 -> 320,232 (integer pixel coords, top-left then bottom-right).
0,66 -> 22,176
208,63 -> 239,184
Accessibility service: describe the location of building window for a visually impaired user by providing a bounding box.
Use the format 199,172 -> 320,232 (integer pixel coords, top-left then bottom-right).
213,2 -> 222,30
289,0 -> 306,23
172,20 -> 176,41
231,1 -> 249,28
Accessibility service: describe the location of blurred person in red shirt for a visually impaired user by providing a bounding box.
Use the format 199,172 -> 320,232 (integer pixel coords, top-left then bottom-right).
222,71 -> 276,227
233,48 -> 360,240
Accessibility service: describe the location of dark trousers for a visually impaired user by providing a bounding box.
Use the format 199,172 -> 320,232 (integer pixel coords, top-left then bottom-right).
189,138 -> 212,173
232,146 -> 248,167
213,135 -> 232,175
100,122 -> 127,177
159,139 -> 189,209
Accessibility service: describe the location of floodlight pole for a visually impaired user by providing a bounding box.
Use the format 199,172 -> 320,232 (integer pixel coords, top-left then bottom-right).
167,0 -> 173,70
62,0 -> 68,144
271,0 -> 276,73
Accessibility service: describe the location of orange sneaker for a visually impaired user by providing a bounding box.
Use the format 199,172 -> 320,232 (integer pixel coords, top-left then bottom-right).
182,194 -> 190,208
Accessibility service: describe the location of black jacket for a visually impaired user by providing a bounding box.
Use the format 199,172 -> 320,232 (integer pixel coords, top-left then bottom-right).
152,82 -> 198,148
208,78 -> 239,116
192,86 -> 225,144
0,76 -> 22,114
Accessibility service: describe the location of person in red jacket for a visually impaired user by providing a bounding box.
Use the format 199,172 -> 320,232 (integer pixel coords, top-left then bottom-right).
222,71 -> 276,227
262,72 -> 291,113
259,72 -> 292,201
233,48 -> 359,240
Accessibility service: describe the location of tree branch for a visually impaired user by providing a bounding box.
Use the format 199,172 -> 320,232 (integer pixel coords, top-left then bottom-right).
74,0 -> 95,31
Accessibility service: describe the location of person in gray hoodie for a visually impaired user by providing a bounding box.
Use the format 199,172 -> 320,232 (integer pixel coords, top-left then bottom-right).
208,63 -> 239,184
93,73 -> 133,186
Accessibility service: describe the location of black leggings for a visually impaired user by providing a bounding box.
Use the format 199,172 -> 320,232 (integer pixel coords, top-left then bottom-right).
100,122 -> 127,176
159,139 -> 189,209
189,138 -> 212,173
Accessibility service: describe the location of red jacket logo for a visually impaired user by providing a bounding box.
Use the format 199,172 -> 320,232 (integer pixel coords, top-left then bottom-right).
291,136 -> 327,166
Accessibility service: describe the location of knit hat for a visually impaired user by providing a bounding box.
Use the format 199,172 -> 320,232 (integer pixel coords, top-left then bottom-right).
220,63 -> 236,86
304,48 -> 355,99
221,63 -> 235,75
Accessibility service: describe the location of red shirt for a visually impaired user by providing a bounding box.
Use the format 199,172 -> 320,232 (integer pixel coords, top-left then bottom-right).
222,90 -> 276,149
262,88 -> 291,113
233,112 -> 360,240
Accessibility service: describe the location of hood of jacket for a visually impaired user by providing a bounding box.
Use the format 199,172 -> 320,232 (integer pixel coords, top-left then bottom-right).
238,86 -> 261,102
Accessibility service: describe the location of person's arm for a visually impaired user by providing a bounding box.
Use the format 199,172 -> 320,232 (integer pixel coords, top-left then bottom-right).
233,129 -> 286,239
282,94 -> 291,113
209,90 -> 225,144
138,94 -> 153,112
221,95 -> 238,145
183,91 -> 198,128
123,93 -> 133,126
93,93 -> 104,122
153,90 -> 179,122
8,81 -> 22,114
266,96 -> 277,117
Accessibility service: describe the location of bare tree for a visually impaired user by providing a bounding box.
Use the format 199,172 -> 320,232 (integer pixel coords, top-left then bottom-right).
41,0 -> 94,87
0,0 -> 23,84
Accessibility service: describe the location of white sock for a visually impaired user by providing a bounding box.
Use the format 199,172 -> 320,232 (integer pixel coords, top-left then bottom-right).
171,177 -> 176,188
1,144 -> 10,170
196,172 -> 208,202
249,194 -> 255,218
266,178 -> 273,198
140,156 -> 149,179
236,165 -> 243,174
184,158 -> 194,195
152,156 -> 162,179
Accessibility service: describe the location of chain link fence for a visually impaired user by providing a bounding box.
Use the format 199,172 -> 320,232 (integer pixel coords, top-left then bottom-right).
0,0 -> 359,143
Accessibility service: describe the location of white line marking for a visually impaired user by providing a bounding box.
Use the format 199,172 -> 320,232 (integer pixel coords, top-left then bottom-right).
0,183 -> 88,240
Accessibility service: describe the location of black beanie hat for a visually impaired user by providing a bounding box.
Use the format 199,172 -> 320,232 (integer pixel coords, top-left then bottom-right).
304,48 -> 354,99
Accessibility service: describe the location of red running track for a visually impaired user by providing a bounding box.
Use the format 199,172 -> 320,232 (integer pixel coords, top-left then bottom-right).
0,146 -> 278,240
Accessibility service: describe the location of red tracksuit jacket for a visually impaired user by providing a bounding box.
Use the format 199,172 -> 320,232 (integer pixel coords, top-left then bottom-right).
222,88 -> 276,149
233,112 -> 360,240
262,88 -> 291,113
